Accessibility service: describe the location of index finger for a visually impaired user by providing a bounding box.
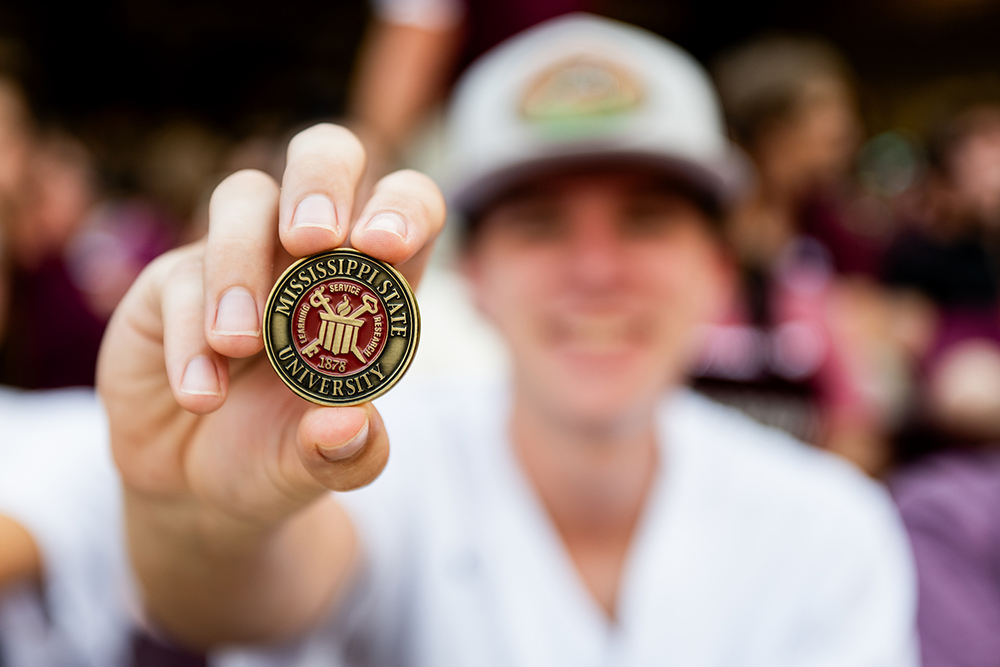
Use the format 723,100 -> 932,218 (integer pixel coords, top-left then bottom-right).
278,124 -> 367,258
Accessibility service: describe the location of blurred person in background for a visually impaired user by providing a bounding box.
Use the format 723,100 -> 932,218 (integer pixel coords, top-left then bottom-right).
348,0 -> 464,184
0,209 -> 131,667
883,106 -> 1000,444
0,182 -> 209,667
135,120 -> 229,234
350,0 -> 612,185
0,84 -> 207,667
887,105 -> 1000,667
701,35 -> 906,473
59,119 -> 222,325
100,15 -> 917,666
713,35 -> 886,276
0,92 -> 179,389
0,77 -> 31,215
0,76 -> 30,340
0,129 -> 106,388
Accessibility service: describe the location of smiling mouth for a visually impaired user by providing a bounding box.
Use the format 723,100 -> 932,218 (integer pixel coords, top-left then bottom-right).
550,314 -> 646,355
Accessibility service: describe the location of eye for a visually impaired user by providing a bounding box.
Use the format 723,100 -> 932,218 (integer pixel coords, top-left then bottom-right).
621,197 -> 681,239
495,199 -> 566,243
620,191 -> 708,241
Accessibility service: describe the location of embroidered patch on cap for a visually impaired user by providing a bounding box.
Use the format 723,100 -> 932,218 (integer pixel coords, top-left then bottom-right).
520,55 -> 643,124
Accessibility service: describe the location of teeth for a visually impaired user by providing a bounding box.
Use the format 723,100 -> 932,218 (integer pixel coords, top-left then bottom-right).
556,315 -> 634,353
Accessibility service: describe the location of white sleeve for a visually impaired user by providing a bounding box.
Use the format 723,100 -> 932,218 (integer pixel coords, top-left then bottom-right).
790,481 -> 920,667
0,389 -> 131,667
370,0 -> 465,31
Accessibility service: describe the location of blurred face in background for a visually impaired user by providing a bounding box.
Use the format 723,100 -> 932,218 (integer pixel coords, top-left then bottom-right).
948,123 -> 1000,227
754,75 -> 862,199
13,134 -> 95,266
921,111 -> 1000,235
464,170 -> 732,432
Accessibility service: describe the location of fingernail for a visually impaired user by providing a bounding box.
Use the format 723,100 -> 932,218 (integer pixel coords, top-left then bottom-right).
292,194 -> 337,232
214,286 -> 260,337
318,418 -> 369,462
180,355 -> 221,396
359,212 -> 408,242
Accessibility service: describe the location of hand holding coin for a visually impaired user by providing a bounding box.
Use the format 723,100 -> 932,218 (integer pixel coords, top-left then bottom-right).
97,124 -> 444,640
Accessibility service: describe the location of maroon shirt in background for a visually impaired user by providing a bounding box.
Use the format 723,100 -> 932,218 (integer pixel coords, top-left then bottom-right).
891,450 -> 1000,667
800,190 -> 896,278
0,200 -> 176,389
0,256 -> 107,388
922,308 -> 1000,379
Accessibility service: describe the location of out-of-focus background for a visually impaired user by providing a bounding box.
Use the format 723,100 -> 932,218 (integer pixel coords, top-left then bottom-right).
2,1 -> 1000,665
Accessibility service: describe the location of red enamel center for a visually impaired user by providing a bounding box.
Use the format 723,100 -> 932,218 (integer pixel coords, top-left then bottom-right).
291,279 -> 387,375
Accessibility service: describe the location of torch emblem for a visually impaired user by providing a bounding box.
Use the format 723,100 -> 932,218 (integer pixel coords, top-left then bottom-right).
301,287 -> 380,366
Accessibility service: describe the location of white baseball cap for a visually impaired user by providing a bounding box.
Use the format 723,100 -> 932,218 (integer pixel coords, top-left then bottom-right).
443,13 -> 752,218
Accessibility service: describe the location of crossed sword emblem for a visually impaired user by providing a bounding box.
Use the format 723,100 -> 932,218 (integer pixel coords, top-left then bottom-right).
301,287 -> 379,364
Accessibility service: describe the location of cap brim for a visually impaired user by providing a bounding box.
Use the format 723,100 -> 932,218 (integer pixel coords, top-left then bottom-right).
448,146 -> 754,220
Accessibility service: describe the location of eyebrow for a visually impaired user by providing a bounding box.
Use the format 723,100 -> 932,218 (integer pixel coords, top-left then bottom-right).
491,184 -> 551,206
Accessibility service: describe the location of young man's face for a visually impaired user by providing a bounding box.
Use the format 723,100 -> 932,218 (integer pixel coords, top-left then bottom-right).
464,170 -> 733,431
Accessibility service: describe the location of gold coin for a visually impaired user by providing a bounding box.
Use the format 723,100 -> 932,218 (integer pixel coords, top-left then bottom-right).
263,249 -> 420,406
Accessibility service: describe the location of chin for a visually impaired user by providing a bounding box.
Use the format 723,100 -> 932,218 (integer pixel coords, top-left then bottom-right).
530,360 -> 666,432
551,336 -> 653,375
547,391 -> 656,436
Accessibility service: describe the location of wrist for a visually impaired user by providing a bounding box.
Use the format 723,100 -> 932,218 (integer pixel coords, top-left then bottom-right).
125,489 -> 282,565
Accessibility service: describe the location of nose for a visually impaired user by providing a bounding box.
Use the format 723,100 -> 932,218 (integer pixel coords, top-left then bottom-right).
566,209 -> 627,293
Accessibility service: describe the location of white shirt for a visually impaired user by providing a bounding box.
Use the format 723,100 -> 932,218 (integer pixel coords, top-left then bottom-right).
0,387 -> 130,667
222,382 -> 919,667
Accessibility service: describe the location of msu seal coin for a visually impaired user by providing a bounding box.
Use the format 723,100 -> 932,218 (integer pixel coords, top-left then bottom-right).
263,248 -> 420,406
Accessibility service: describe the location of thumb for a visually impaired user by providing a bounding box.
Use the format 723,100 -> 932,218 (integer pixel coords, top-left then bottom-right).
296,404 -> 390,492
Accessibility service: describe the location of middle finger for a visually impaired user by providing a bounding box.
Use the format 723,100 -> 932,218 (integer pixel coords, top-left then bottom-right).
279,123 -> 366,258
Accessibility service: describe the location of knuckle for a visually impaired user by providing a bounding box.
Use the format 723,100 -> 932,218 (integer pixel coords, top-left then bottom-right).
159,254 -> 205,302
171,252 -> 205,280
141,249 -> 178,281
144,244 -> 199,285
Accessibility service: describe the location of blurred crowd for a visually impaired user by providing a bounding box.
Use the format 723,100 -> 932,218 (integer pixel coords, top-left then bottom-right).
0,80 -> 295,389
1,3 -> 1000,666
